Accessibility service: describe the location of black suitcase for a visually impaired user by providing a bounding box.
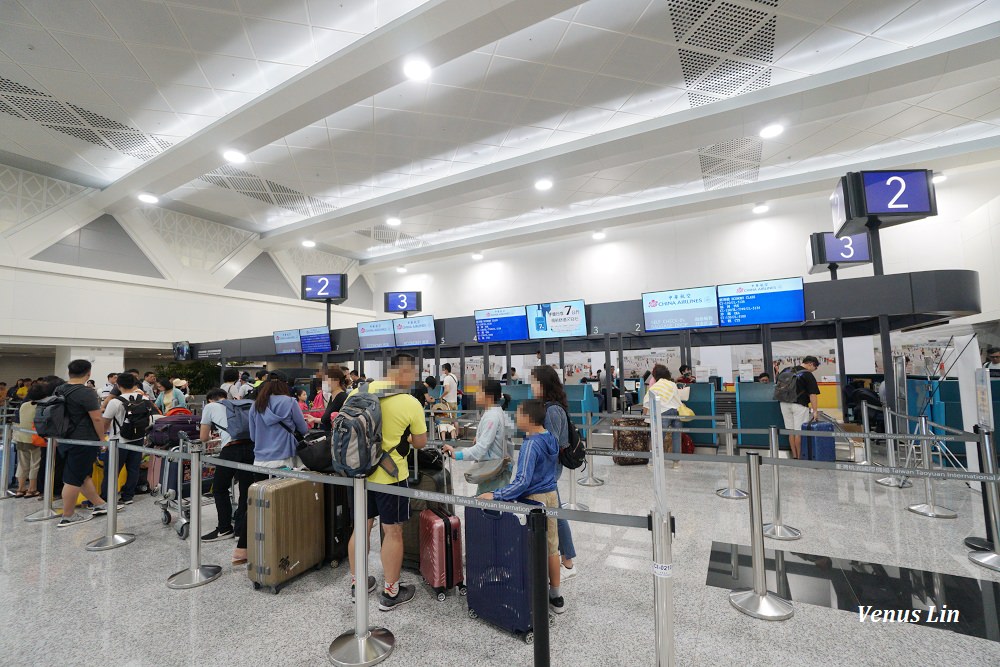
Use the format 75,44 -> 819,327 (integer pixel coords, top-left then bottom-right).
380,465 -> 453,571
324,484 -> 352,567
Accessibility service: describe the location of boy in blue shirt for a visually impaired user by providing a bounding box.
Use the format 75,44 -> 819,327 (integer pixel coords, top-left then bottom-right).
477,399 -> 565,614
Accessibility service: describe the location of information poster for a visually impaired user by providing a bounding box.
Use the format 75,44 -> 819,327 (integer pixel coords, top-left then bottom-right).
717,278 -> 804,327
975,368 -> 994,431
357,320 -> 395,350
642,286 -> 718,332
393,315 -> 436,347
299,326 -> 332,354
526,300 -> 587,339
475,306 -> 529,343
273,329 -> 302,355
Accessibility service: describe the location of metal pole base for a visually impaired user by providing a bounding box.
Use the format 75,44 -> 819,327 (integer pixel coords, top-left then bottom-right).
166,564 -> 223,589
24,509 -> 61,523
716,488 -> 748,500
906,503 -> 957,519
86,533 -> 135,551
965,536 -> 994,552
729,589 -> 794,621
328,628 -> 395,667
578,477 -> 605,487
968,550 -> 1000,572
562,502 -> 589,511
762,523 -> 802,541
876,476 -> 912,488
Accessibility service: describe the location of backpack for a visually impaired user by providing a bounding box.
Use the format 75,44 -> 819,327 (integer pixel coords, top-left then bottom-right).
546,401 -> 587,470
772,370 -> 803,403
215,399 -> 253,442
115,395 -> 154,441
34,385 -> 85,438
330,383 -> 405,478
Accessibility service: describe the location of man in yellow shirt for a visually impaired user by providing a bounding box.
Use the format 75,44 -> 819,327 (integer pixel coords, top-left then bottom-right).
347,353 -> 428,611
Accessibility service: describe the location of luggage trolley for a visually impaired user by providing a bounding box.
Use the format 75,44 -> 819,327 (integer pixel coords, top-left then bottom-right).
153,435 -> 217,540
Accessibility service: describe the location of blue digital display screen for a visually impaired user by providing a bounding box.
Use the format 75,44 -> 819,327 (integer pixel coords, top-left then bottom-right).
385,291 -> 421,313
299,326 -> 332,354
475,306 -> 529,343
717,278 -> 804,327
861,170 -> 933,216
822,232 -> 870,264
525,300 -> 587,339
301,274 -> 346,301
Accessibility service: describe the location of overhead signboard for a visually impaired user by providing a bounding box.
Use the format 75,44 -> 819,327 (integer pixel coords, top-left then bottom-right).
299,326 -> 332,354
475,305 -> 529,343
273,329 -> 302,355
384,291 -> 422,313
807,232 -> 871,274
642,286 -> 718,332
357,319 -> 395,350
717,278 -> 805,327
301,274 -> 348,303
393,315 -> 435,347
834,169 -> 937,236
526,299 -> 587,339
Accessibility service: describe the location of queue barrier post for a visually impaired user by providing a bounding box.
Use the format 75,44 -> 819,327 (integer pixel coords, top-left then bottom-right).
730,452 -> 794,620
969,431 -> 1000,572
25,437 -> 60,523
877,407 -> 912,488
528,508 -> 551,664
907,416 -> 957,519
716,413 -> 747,500
328,477 -> 395,666
166,438 -> 222,588
86,437 -> 135,551
762,426 -> 800,541
578,413 -> 605,488
562,464 -> 588,512
859,402 -> 874,466
651,509 -> 675,665
1,421 -> 13,499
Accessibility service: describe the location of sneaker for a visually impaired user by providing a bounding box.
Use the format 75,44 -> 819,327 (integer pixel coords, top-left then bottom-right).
378,583 -> 415,611
549,596 -> 566,614
57,513 -> 94,529
351,576 -> 378,603
91,503 -> 124,517
561,564 -> 578,581
121,498 -> 134,506
203,528 -> 234,542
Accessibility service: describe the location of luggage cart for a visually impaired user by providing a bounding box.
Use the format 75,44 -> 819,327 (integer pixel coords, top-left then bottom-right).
154,437 -> 216,540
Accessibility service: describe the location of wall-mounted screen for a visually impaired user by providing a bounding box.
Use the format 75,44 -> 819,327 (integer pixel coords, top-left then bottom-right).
274,329 -> 302,355
299,326 -> 332,354
393,315 -> 436,347
301,274 -> 347,301
860,170 -> 934,217
642,286 -> 718,332
475,305 -> 529,343
172,341 -> 191,361
357,319 -> 395,350
717,278 -> 804,327
526,299 -> 587,339
384,291 -> 422,313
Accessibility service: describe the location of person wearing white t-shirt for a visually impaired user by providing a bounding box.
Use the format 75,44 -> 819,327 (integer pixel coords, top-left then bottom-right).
985,347 -> 1000,371
220,369 -> 241,399
440,363 -> 459,419
100,373 -> 150,504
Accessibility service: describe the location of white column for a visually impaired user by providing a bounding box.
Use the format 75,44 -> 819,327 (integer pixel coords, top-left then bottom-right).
54,346 -> 125,384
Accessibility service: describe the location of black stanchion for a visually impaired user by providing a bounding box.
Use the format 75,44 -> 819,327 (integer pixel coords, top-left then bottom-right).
528,508 -> 550,666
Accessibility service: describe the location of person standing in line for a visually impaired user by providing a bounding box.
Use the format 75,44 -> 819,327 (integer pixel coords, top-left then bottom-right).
100,373 -> 152,505
154,378 -> 187,413
411,376 -> 438,409
642,365 -> 690,469
200,388 -> 255,547
442,379 -> 512,494
220,369 -> 240,399
320,367 -> 352,433
13,382 -> 46,497
142,371 -> 157,397
774,356 -> 820,460
984,347 -> 1000,371
440,363 -> 459,416
530,365 -> 579,581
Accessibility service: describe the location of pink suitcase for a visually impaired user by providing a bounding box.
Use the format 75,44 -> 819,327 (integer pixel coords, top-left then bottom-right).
418,507 -> 465,601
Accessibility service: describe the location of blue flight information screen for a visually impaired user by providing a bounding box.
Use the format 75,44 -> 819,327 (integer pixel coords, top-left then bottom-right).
861,170 -> 933,216
299,326 -> 332,353
526,299 -> 587,339
475,306 -> 529,343
717,278 -> 804,327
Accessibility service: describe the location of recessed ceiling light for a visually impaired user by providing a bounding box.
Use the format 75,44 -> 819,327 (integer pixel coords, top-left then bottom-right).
932,173 -> 947,184
592,231 -> 606,241
222,149 -> 246,164
301,240 -> 316,248
534,178 -> 553,191
471,252 -> 484,261
403,58 -> 431,81
137,193 -> 159,204
752,204 -> 769,214
758,123 -> 784,139
386,217 -> 401,227
396,266 -> 408,274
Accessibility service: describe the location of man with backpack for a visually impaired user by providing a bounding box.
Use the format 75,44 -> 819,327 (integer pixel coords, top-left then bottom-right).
199,388 -> 255,542
773,355 -> 821,459
100,372 -> 154,505
343,353 -> 428,611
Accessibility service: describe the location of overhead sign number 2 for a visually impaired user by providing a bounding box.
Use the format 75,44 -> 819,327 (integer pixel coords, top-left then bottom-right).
315,276 -> 333,297
886,175 -> 908,209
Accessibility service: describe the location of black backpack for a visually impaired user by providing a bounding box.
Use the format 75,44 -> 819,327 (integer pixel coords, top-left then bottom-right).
772,370 -> 803,403
547,402 -> 587,470
34,385 -> 85,438
116,395 -> 155,441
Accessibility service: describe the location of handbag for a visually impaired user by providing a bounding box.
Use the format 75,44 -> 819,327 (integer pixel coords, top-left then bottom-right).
464,414 -> 512,485
295,430 -> 333,471
678,404 -> 695,419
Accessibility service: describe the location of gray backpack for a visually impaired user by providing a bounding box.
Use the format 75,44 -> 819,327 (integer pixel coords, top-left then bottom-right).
772,370 -> 803,403
330,383 -> 405,478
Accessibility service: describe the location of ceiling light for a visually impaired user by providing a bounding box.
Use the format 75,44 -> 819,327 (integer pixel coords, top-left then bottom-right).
301,240 -> 316,248
137,193 -> 159,204
222,149 -> 246,164
592,231 -> 606,241
396,266 -> 408,274
386,217 -> 401,227
534,178 -> 553,191
932,173 -> 947,184
758,123 -> 784,139
403,58 -> 431,81
471,252 -> 484,261
752,204 -> 769,214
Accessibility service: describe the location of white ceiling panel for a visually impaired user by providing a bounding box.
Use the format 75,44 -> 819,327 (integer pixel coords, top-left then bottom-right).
94,0 -> 188,49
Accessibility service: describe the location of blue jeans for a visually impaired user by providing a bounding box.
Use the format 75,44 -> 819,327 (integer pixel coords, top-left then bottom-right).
661,409 -> 681,453
555,468 -> 576,561
99,446 -> 142,501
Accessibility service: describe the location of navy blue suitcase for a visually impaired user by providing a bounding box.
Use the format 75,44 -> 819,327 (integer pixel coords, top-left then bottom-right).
801,421 -> 836,461
465,501 -> 545,643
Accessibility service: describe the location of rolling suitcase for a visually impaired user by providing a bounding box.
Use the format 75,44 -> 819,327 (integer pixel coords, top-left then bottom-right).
419,507 -> 465,601
465,503 -> 547,643
247,478 -> 325,594
381,463 -> 454,571
802,421 -> 836,462
612,417 -> 648,465
148,414 -> 200,448
324,483 -> 352,567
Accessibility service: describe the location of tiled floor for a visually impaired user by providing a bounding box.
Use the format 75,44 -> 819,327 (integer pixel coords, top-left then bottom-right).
1,437 -> 999,666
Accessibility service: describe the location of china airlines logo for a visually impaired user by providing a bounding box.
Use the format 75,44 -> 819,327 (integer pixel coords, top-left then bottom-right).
737,287 -> 745,293
397,323 -> 403,330
360,327 -> 366,333
648,300 -> 659,308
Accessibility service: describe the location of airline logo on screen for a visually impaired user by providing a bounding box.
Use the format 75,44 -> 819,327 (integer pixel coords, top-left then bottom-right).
647,293 -> 709,308
736,282 -> 780,295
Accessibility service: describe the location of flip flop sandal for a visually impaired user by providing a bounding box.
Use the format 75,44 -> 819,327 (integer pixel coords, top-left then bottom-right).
25,491 -> 40,498
14,492 -> 26,498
